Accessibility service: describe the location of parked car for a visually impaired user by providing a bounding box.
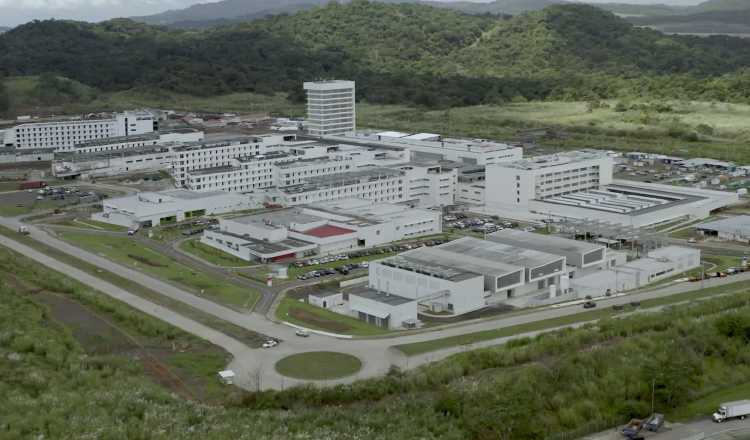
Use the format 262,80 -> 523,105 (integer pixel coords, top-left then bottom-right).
262,339 -> 279,349
295,329 -> 310,338
583,301 -> 597,309
644,413 -> 664,432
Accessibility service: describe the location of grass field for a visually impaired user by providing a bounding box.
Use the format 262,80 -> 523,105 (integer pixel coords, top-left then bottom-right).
395,279 -> 750,356
56,231 -> 259,310
179,238 -> 250,267
0,244 -> 240,403
52,217 -> 129,232
276,297 -> 388,336
359,100 -> 750,164
275,351 -> 362,380
0,225 -> 267,347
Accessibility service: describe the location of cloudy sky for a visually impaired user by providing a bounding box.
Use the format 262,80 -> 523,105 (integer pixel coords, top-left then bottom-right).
0,0 -> 706,27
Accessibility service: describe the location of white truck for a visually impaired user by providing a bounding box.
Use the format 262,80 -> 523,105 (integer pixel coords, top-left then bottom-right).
713,400 -> 750,423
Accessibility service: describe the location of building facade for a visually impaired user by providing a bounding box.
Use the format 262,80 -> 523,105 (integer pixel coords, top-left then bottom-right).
8,111 -> 157,151
303,80 -> 356,136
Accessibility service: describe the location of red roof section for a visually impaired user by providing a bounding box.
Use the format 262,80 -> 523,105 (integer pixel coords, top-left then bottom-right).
301,224 -> 356,238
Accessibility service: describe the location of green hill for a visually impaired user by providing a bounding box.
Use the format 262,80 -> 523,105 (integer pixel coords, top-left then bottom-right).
2,2 -> 750,107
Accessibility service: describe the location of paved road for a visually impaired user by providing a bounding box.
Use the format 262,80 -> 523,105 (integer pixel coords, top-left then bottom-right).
585,416 -> 750,440
3,214 -> 750,391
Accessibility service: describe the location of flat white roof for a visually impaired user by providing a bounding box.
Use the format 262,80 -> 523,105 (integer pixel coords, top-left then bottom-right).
375,131 -> 410,138
404,133 -> 440,141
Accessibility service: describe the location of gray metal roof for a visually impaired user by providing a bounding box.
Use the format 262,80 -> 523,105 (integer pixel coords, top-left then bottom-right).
489,229 -> 603,256
349,287 -> 415,306
696,216 -> 750,234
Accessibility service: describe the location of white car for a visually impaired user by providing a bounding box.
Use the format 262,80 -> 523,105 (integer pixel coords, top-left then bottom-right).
262,340 -> 279,349
295,329 -> 310,337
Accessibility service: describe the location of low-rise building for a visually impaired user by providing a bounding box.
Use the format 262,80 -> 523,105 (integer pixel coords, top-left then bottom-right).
200,198 -> 441,262
72,129 -> 203,155
367,236 -> 567,318
570,246 -> 701,296
348,287 -> 418,330
488,229 -> 606,268
92,190 -> 255,228
697,216 -> 750,242
53,146 -> 175,178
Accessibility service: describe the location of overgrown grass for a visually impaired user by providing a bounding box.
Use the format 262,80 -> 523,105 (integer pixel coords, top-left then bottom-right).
51,217 -> 129,232
276,297 -> 389,336
0,225 -> 267,347
396,279 -> 750,356
56,231 -> 259,310
179,238 -> 250,267
359,100 -> 750,164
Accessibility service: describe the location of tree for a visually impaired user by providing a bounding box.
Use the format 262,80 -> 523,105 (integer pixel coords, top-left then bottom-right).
0,79 -> 9,115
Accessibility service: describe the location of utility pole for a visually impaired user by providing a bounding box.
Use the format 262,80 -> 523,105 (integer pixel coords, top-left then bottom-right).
651,378 -> 656,415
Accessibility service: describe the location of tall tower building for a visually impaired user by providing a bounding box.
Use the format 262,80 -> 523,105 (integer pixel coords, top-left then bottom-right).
303,80 -> 356,136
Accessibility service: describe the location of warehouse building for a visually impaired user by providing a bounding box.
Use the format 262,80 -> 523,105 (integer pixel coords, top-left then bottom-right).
697,216 -> 750,243
201,198 -> 440,262
366,236 -> 567,318
348,287 -> 418,330
570,246 -> 700,297
92,190 -> 254,228
488,229 -> 606,268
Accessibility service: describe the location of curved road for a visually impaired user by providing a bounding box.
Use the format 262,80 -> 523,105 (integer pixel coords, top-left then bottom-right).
2,215 -> 749,391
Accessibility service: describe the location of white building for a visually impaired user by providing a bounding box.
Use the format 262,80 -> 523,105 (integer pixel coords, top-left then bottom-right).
570,246 -> 701,296
0,147 -> 54,164
395,161 -> 458,208
368,236 -> 567,317
7,111 -> 157,151
171,134 -> 299,187
201,198 -> 440,262
697,216 -> 750,242
486,150 -> 614,208
303,80 -> 356,136
488,229 -> 606,269
267,167 -> 406,206
52,146 -> 175,179
92,190 -> 255,228
456,167 -> 486,205
73,129 -> 203,155
328,132 -> 523,166
348,288 -> 418,330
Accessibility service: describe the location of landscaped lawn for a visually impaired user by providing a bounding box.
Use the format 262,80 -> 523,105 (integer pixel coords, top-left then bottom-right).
57,231 -> 259,310
276,297 -> 389,336
275,351 -> 362,380
179,238 -> 250,267
395,280 -> 750,356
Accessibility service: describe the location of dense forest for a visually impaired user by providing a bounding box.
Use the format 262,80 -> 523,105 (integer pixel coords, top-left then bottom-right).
2,1 -> 750,108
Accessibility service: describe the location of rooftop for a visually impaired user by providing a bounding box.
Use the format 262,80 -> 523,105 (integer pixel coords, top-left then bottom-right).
349,286 -> 415,306
226,209 -> 323,230
209,229 -> 314,255
300,224 -> 356,238
489,229 -> 604,256
173,137 -> 260,152
697,216 -> 750,234
74,133 -> 159,148
540,184 -> 705,215
496,149 -> 610,171
280,167 -> 402,194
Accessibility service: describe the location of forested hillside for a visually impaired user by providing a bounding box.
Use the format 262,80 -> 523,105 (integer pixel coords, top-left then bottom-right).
2,1 -> 750,107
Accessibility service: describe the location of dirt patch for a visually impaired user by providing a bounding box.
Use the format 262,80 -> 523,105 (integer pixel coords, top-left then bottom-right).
289,306 -> 352,333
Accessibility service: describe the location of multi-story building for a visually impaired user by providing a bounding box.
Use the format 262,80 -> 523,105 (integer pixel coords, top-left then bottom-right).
485,150 -> 614,208
267,168 -> 406,206
7,111 -> 157,151
171,134 -> 298,187
303,80 -> 356,136
395,161 -> 458,208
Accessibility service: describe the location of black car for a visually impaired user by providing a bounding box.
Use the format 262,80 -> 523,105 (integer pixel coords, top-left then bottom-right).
630,301 -> 641,308
583,301 -> 597,309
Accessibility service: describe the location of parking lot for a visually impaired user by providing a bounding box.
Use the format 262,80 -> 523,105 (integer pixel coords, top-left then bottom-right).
0,184 -> 103,217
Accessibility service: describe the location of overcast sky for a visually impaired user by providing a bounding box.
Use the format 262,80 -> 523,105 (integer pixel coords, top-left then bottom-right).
0,0 -> 707,27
